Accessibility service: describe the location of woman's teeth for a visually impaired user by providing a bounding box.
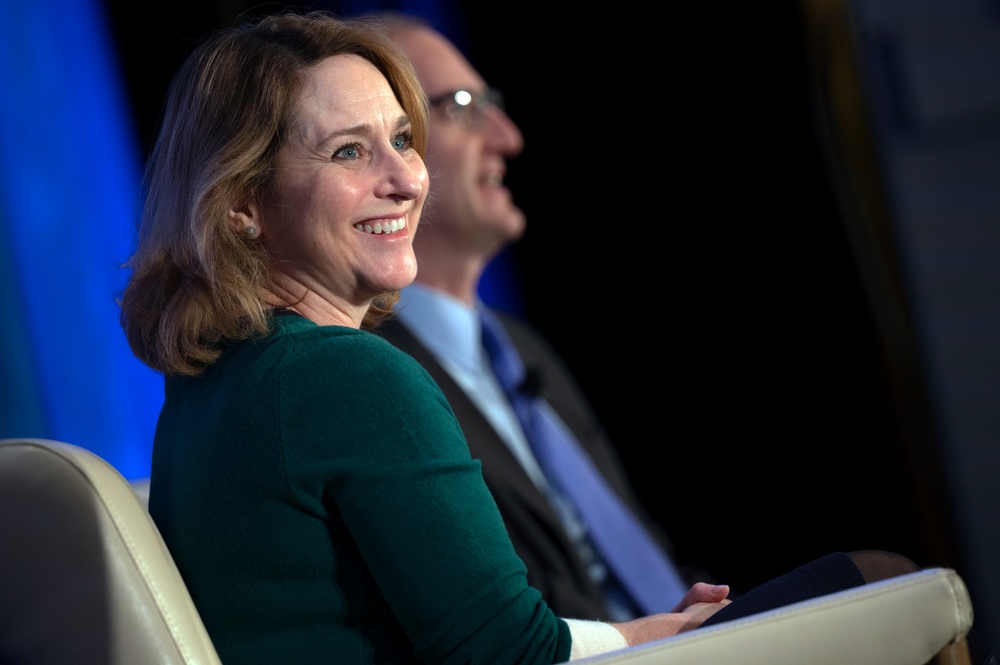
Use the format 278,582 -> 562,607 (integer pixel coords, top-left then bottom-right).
355,219 -> 405,235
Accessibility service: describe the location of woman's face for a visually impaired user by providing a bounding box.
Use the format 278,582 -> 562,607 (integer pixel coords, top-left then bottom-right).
254,54 -> 428,325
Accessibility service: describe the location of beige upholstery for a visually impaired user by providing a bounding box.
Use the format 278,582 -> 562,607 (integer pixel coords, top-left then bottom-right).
0,438 -> 222,665
0,438 -> 974,665
579,566 -> 974,664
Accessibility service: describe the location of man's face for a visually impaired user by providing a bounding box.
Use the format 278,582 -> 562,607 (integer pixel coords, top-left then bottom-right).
394,26 -> 525,256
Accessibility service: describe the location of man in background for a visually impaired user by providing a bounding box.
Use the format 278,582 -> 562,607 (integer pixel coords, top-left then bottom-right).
370,12 -> 713,621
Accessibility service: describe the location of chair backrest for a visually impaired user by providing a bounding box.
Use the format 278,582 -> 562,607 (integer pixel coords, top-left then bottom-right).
0,438 -> 222,665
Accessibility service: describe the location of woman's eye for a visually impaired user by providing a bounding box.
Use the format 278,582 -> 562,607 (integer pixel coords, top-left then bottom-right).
392,131 -> 414,151
333,142 -> 362,160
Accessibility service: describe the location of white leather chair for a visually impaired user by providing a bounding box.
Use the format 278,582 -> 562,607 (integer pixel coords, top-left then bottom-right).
0,438 -> 222,665
0,438 -> 974,665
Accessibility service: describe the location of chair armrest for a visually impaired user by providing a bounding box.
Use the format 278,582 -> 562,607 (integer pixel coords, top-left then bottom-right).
575,567 -> 972,665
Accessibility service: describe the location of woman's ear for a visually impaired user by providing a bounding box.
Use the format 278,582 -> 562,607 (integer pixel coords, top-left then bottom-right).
229,199 -> 262,239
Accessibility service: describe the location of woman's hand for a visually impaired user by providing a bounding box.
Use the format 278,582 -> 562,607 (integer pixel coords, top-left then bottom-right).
672,582 -> 731,612
611,583 -> 731,647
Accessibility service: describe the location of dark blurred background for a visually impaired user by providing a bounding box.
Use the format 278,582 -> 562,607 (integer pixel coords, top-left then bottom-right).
3,0 -> 998,648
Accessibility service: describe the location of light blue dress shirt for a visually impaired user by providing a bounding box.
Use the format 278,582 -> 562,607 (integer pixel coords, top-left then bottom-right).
392,285 -> 635,620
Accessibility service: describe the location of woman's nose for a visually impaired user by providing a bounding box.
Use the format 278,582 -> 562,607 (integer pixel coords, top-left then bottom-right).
376,152 -> 426,201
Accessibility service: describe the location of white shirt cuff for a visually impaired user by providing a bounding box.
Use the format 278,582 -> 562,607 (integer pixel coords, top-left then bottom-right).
563,618 -> 628,660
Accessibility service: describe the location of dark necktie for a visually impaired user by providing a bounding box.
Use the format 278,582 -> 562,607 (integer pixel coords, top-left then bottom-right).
479,308 -> 688,614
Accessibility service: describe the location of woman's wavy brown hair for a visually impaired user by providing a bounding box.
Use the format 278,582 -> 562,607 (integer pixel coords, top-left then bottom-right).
120,10 -> 429,377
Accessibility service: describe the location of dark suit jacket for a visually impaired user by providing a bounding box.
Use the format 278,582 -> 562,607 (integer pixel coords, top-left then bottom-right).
373,311 -> 693,620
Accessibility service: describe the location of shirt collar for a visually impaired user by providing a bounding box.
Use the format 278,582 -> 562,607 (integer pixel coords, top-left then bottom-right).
395,284 -> 485,375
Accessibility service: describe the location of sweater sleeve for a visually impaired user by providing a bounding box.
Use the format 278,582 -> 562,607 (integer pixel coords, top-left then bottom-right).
278,329 -> 572,665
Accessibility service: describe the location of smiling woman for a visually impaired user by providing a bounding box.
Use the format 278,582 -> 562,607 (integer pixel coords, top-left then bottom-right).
116,11 -> 576,665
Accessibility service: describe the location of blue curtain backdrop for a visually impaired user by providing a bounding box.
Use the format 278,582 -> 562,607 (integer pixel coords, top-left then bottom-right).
0,0 -> 161,479
0,0 -> 519,480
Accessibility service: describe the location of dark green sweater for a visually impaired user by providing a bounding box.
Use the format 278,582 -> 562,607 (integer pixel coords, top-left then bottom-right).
149,314 -> 571,664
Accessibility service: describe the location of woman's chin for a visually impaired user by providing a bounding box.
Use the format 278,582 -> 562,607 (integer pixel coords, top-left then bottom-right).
370,262 -> 418,294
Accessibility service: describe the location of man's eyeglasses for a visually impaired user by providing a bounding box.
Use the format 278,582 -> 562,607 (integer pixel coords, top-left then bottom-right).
428,88 -> 505,129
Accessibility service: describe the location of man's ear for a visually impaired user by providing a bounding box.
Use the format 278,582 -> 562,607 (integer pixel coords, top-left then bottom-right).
229,199 -> 262,239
